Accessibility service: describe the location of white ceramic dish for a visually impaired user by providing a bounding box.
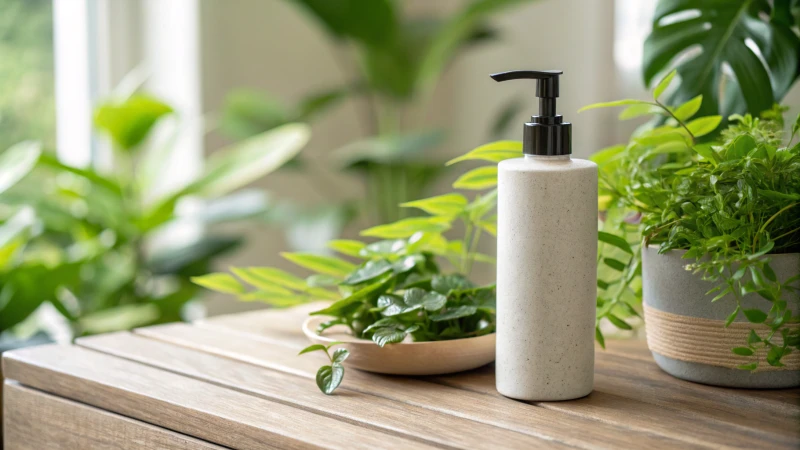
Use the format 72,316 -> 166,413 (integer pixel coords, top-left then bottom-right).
302,316 -> 496,375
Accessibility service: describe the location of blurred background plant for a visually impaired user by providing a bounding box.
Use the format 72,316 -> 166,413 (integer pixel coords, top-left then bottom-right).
219,0 -> 532,236
0,91 -> 309,348
0,0 -> 55,153
642,0 -> 800,121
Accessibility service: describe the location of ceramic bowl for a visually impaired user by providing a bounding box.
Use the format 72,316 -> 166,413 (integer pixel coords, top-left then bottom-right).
302,316 -> 496,375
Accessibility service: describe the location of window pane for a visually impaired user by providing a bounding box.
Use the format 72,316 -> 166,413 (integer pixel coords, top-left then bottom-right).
0,0 -> 55,151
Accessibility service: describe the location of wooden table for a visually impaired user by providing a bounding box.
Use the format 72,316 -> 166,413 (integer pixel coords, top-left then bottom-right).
3,302 -> 799,449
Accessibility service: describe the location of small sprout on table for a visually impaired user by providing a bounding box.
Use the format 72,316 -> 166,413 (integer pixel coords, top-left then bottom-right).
298,341 -> 350,394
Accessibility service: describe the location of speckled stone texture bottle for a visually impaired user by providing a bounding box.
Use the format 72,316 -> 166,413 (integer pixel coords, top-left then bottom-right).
496,155 -> 597,400
490,69 -> 597,401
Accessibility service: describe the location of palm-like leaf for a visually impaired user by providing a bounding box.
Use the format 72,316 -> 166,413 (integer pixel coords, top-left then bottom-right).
643,0 -> 800,118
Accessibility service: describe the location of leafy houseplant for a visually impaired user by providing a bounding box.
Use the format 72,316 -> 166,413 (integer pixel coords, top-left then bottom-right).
0,93 -> 309,341
643,0 -> 800,120
582,69 -> 800,380
194,141 -> 515,393
220,0 -> 531,229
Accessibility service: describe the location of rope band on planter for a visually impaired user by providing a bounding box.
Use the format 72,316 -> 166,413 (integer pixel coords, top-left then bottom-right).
644,304 -> 800,372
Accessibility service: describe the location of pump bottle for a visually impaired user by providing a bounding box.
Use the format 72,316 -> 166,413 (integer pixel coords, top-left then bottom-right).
493,70 -> 597,401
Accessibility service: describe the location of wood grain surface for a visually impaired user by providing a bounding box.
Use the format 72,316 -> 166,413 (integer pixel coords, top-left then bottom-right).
3,304 -> 799,450
3,381 -> 224,450
2,345 -> 434,450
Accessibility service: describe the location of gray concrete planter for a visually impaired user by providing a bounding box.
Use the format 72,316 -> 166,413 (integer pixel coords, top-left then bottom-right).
642,246 -> 800,388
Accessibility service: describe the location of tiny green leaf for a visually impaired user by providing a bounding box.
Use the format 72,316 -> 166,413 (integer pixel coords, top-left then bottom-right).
298,344 -> 327,356
619,103 -> 661,120
692,143 -> 719,166
306,274 -> 339,288
331,348 -> 349,364
748,241 -> 774,260
725,306 -> 740,327
372,327 -> 408,347
446,140 -> 522,165
405,290 -> 447,311
430,305 -> 478,321
327,239 -> 366,258
607,314 -> 632,330
432,274 -> 473,294
731,347 -> 754,356
452,166 -> 498,190
311,276 -> 393,316
603,257 -> 627,272
743,308 -> 768,324
762,264 -> 777,283
191,273 -> 245,294
747,330 -> 761,345
672,95 -> 703,121
598,231 -> 633,255
595,326 -> 606,349
686,116 -> 722,137
378,294 -> 407,316
342,259 -> 393,285
229,267 -> 307,291
652,69 -> 677,100
401,193 -> 468,216
361,217 -> 452,239
231,268 -> 293,295
578,99 -> 652,113
737,362 -> 758,371
281,252 -> 356,278
767,346 -> 786,367
316,364 -> 344,394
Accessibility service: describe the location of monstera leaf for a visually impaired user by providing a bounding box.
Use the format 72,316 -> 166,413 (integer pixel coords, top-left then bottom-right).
643,0 -> 800,118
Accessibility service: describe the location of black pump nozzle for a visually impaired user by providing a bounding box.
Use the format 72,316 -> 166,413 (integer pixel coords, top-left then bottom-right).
491,70 -> 571,156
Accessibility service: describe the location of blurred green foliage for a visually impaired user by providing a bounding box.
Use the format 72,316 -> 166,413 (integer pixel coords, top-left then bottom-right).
643,0 -> 800,119
0,0 -> 55,152
221,0 -> 532,230
0,93 -> 310,339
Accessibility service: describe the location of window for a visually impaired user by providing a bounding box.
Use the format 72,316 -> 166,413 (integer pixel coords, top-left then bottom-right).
0,0 -> 55,153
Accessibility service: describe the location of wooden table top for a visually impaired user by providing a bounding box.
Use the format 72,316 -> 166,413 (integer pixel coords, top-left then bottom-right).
3,302 -> 799,449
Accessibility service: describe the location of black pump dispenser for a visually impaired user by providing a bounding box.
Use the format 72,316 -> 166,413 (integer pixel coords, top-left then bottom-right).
490,70 -> 571,156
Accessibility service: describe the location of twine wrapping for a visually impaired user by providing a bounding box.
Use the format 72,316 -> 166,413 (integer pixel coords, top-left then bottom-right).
644,304 -> 800,372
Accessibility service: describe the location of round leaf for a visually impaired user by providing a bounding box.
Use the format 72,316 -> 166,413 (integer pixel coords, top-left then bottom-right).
316,364 -> 345,394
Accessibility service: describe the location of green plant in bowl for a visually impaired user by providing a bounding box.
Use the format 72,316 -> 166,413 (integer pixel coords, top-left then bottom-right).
194,141 -> 516,393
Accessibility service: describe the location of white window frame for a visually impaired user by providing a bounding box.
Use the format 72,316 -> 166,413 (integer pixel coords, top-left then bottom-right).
52,0 -> 203,180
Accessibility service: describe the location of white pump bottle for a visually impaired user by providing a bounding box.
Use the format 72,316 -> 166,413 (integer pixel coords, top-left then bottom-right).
492,70 -> 598,401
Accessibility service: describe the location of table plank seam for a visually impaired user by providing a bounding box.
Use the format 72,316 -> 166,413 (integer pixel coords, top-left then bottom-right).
426,375 -> 793,448
74,339 -> 466,450
191,316 -> 800,447
3,346 -> 436,450
124,331 -> 585,449
134,325 -> 715,450
3,380 -> 233,450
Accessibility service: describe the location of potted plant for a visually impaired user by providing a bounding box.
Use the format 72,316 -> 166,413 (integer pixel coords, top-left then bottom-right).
582,69 -> 800,388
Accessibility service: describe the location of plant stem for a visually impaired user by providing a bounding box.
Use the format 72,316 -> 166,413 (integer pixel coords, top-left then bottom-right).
655,100 -> 696,144
462,221 -> 473,274
754,202 -> 797,250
